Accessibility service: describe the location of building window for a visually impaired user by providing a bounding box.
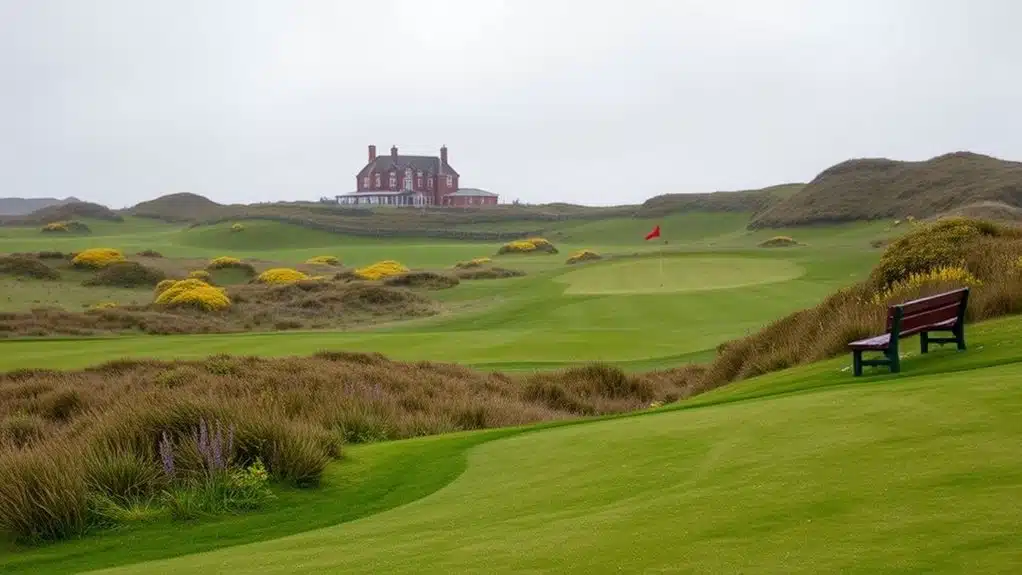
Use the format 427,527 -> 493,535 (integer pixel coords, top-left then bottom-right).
446,175 -> 453,187
362,176 -> 369,189
389,172 -> 397,189
428,177 -> 434,189
374,173 -> 381,188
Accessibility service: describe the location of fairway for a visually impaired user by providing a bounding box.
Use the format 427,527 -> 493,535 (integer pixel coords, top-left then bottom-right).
79,347 -> 1022,574
555,255 -> 804,295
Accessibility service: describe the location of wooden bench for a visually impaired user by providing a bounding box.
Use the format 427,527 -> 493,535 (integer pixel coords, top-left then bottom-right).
848,287 -> 970,376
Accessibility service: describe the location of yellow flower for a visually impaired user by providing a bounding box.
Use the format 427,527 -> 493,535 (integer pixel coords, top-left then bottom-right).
256,268 -> 309,284
72,248 -> 126,269
154,278 -> 231,311
305,255 -> 340,266
872,266 -> 982,305
188,270 -> 212,282
353,260 -> 409,280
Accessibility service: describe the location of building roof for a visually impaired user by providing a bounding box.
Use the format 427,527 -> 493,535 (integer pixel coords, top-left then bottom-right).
357,154 -> 460,178
447,187 -> 498,197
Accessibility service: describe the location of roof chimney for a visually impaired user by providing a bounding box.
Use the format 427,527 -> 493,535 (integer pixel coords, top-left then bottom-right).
368,145 -> 376,162
391,145 -> 398,159
440,145 -> 448,166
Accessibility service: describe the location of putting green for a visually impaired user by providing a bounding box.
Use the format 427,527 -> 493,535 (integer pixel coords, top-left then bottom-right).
555,256 -> 805,295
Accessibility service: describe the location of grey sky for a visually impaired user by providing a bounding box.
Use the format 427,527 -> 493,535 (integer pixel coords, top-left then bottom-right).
2,0 -> 1020,208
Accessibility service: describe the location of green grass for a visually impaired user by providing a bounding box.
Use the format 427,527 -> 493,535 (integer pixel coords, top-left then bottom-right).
0,213 -> 885,372
4,315 -> 1021,574
555,255 -> 804,295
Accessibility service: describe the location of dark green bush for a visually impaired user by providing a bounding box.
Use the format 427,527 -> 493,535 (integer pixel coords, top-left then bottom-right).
0,256 -> 60,280
83,261 -> 166,288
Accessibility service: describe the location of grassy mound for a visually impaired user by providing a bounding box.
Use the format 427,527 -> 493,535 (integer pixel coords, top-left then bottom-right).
637,183 -> 803,218
0,357 -> 686,543
751,151 -> 1022,228
758,236 -> 800,248
27,201 -> 123,223
305,255 -> 340,266
382,271 -> 460,290
127,193 -> 225,222
136,250 -> 163,258
453,257 -> 492,269
83,262 -> 166,288
496,238 -> 558,255
454,267 -> 526,280
205,257 -> 256,277
0,256 -> 60,280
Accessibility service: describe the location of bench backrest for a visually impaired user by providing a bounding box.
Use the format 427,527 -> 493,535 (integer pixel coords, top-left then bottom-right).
886,287 -> 969,337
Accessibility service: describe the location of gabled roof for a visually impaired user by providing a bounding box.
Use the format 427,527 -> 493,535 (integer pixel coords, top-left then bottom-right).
357,155 -> 460,178
448,188 -> 497,197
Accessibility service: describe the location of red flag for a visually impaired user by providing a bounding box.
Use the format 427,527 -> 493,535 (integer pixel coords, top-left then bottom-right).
644,225 -> 661,240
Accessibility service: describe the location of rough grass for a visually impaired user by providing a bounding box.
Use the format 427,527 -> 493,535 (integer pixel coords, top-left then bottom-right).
382,271 -> 460,290
0,256 -> 61,280
0,355 -> 689,544
751,151 -> 1022,228
453,267 -> 526,280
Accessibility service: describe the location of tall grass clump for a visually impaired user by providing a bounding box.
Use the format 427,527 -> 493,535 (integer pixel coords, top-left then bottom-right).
83,261 -> 166,288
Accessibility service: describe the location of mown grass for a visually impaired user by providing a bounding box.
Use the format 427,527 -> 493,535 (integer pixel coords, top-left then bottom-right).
3,315 -> 1020,573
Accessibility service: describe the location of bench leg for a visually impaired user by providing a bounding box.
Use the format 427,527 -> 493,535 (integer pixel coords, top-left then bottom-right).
886,348 -> 901,374
956,325 -> 966,351
920,331 -> 929,354
852,350 -> 863,377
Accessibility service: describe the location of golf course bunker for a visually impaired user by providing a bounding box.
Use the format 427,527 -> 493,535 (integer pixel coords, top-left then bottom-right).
556,256 -> 804,295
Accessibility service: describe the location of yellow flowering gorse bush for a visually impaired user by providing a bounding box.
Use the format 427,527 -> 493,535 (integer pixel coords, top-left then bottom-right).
230,223 -> 245,232
454,257 -> 492,269
154,278 -> 231,311
207,256 -> 243,269
71,248 -> 126,269
566,249 -> 602,264
871,266 -> 982,305
305,255 -> 340,266
354,260 -> 409,280
497,237 -> 557,255
189,270 -> 213,282
42,221 -> 69,232
256,268 -> 309,284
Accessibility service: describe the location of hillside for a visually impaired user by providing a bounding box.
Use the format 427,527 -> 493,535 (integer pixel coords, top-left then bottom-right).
0,196 -> 80,216
750,151 -> 1022,228
0,201 -> 121,225
636,183 -> 802,218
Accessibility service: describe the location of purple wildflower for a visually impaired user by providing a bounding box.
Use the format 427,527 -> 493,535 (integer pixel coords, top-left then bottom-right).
159,431 -> 175,477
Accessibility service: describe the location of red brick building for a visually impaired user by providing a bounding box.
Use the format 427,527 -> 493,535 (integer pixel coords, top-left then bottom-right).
336,145 -> 497,206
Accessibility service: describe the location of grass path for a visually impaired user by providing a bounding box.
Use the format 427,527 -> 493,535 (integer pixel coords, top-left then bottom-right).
4,316 -> 1021,574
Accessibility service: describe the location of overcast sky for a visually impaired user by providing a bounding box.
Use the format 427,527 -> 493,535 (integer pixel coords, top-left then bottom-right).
2,0 -> 1020,208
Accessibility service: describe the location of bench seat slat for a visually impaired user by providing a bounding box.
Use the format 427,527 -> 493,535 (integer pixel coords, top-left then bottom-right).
848,318 -> 957,351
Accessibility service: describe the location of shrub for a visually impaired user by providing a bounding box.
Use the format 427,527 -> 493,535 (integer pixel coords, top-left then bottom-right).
305,255 -> 340,266
871,217 -> 1007,288
230,223 -> 245,232
136,249 -> 163,258
256,268 -> 310,284
354,260 -> 410,281
454,257 -> 492,269
154,279 -> 231,312
497,238 -> 558,255
83,261 -> 166,288
566,249 -> 602,264
383,271 -> 460,290
206,256 -> 256,276
154,279 -> 177,295
455,267 -> 526,280
72,248 -> 127,269
758,236 -> 799,248
41,220 -> 90,234
189,270 -> 213,282
873,266 -> 983,305
0,256 -> 61,280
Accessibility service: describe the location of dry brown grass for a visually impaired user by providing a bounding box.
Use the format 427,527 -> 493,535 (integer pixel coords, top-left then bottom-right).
0,280 -> 440,337
751,152 -> 1022,228
0,354 -> 689,542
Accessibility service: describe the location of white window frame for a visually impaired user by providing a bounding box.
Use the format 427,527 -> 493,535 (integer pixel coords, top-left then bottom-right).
388,172 -> 397,189
374,173 -> 381,188
363,176 -> 370,189
446,175 -> 453,187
